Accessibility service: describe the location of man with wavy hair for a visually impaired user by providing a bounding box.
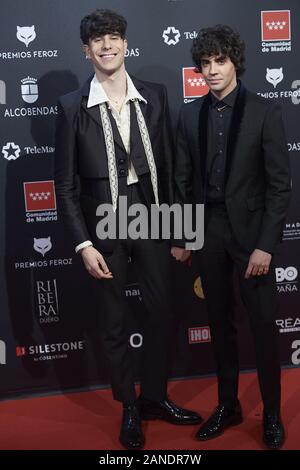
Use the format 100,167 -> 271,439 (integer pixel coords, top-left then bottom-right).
55,8 -> 201,450
172,25 -> 290,449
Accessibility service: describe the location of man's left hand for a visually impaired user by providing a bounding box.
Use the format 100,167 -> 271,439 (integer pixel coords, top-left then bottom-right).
245,248 -> 272,279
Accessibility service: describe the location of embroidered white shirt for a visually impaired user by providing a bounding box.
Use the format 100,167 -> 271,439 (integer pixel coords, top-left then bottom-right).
75,73 -> 147,253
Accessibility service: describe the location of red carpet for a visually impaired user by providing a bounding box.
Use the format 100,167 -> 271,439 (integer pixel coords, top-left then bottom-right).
0,368 -> 299,450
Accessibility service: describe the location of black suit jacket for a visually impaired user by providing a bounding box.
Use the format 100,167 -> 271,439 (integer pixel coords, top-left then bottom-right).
174,83 -> 291,253
54,75 -> 174,251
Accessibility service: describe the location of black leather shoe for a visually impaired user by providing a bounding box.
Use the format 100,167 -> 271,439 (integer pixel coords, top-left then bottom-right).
138,396 -> 202,425
195,403 -> 243,440
263,411 -> 285,450
119,404 -> 145,450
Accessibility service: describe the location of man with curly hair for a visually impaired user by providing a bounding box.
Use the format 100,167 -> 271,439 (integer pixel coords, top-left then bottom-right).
172,25 -> 290,449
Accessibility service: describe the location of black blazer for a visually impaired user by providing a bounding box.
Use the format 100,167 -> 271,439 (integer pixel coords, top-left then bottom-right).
54,75 -> 174,251
174,82 -> 291,253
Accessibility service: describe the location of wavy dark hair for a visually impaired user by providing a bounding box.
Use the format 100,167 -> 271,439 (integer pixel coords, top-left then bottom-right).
191,25 -> 245,76
80,9 -> 127,44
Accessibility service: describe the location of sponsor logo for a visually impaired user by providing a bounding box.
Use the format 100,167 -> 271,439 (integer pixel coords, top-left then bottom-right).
182,67 -> 209,103
283,221 -> 300,241
194,276 -> 204,299
261,10 -> 291,52
16,25 -> 36,47
14,237 -> 72,270
125,48 -> 140,57
125,283 -> 142,301
2,142 -> 54,160
162,27 -> 199,46
21,76 -> 38,103
0,340 -> 6,365
0,25 -> 59,61
276,317 -> 300,333
257,67 -> 300,102
188,326 -> 211,344
4,102 -> 58,118
275,266 -> 298,293
16,340 -> 85,362
266,67 -> 283,88
0,80 -> 6,104
36,279 -> 59,324
291,340 -> 300,365
261,11 -> 291,41
23,180 -> 57,223
288,142 -> 300,152
33,237 -> 52,257
162,26 -> 181,45
2,142 -> 21,161
129,333 -> 143,348
291,80 -> 300,105
24,180 -> 56,212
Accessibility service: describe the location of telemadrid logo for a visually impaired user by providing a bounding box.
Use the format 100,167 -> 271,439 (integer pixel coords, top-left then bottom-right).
162,26 -> 181,45
2,142 -> 21,160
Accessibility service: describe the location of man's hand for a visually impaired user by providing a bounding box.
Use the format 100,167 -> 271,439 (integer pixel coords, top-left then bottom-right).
171,246 -> 191,262
245,248 -> 272,279
80,246 -> 113,280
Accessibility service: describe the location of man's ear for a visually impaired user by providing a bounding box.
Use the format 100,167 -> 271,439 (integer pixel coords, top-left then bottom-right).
83,44 -> 90,59
124,38 -> 128,51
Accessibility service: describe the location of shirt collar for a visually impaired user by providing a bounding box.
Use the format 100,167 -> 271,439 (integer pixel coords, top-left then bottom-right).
87,72 -> 147,108
211,81 -> 239,109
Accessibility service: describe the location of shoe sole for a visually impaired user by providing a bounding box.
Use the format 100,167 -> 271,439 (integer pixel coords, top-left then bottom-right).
119,437 -> 145,450
195,415 -> 243,441
263,436 -> 285,450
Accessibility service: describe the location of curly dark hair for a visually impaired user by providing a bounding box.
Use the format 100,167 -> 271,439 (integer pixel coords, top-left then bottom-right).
191,25 -> 245,76
80,9 -> 127,44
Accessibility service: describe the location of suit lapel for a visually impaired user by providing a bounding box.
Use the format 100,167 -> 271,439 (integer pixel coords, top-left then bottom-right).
80,76 -> 127,154
225,83 -> 247,185
130,76 -> 154,130
129,100 -> 141,157
106,108 -> 127,154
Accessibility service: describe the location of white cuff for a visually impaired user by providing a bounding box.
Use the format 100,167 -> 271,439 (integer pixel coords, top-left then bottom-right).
75,240 -> 93,254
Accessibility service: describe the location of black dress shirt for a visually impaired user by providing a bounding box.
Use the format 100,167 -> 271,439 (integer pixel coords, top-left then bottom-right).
206,83 -> 239,203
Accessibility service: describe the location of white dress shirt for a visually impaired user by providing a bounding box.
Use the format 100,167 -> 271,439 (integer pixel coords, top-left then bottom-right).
75,73 -> 147,253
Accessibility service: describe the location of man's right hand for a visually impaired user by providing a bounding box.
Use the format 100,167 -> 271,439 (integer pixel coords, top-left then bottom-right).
80,246 -> 113,280
171,246 -> 191,262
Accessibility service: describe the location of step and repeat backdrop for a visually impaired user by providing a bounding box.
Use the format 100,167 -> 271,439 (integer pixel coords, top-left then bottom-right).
0,0 -> 299,398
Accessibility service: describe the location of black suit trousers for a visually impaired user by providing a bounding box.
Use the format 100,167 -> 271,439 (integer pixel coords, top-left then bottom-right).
195,205 -> 281,412
91,183 -> 173,404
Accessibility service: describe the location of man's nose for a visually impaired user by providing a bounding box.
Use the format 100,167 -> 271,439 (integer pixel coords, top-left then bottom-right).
102,37 -> 112,49
209,63 -> 217,74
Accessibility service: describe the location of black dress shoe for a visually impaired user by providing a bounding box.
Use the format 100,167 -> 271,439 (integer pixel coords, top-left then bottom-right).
263,411 -> 285,450
138,396 -> 202,425
195,403 -> 243,440
119,404 -> 145,450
